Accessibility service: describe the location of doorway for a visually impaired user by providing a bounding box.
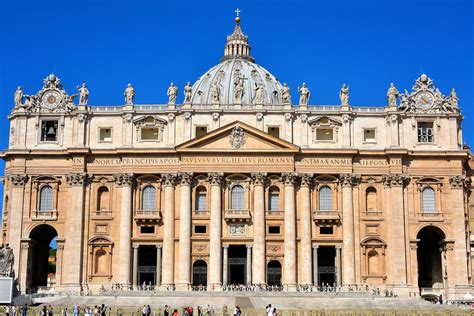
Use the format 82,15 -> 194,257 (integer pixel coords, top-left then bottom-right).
138,245 -> 157,285
192,260 -> 208,286
28,224 -> 58,291
228,245 -> 247,285
267,260 -> 282,286
318,246 -> 336,286
417,227 -> 444,289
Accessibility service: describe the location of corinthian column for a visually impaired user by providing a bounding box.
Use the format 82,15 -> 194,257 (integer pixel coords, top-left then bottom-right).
251,172 -> 266,285
64,172 -> 88,290
161,173 -> 177,287
114,173 -> 134,285
208,172 -> 223,290
7,174 -> 27,287
300,174 -> 313,285
282,172 -> 298,291
177,172 -> 193,291
340,173 -> 359,286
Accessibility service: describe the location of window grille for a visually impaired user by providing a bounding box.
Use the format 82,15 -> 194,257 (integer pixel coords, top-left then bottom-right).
196,189 -> 207,211
39,186 -> 53,211
231,185 -> 245,210
142,186 -> 156,211
318,186 -> 332,211
269,188 -> 280,212
422,187 -> 436,213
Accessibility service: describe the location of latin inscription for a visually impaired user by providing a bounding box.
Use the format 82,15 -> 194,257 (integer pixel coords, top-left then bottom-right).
298,158 -> 352,166
181,156 -> 293,164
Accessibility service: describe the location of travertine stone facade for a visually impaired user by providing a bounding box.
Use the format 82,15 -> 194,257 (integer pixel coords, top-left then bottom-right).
1,15 -> 473,300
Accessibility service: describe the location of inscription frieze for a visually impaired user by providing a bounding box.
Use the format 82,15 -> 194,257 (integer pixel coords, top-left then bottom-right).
297,158 -> 352,166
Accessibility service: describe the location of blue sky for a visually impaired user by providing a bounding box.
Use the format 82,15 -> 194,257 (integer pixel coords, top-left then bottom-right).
0,0 -> 472,215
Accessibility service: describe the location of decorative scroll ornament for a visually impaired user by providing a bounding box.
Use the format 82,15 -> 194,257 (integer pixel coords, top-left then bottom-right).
14,74 -> 77,114
113,173 -> 134,186
66,172 -> 88,186
229,126 -> 246,149
9,174 -> 28,186
449,175 -> 471,189
340,173 -> 361,187
208,172 -> 224,186
398,74 -> 459,114
179,172 -> 194,186
251,172 -> 267,186
381,173 -> 410,187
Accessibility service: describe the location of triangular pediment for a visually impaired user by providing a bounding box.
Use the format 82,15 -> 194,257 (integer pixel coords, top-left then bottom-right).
176,121 -> 300,152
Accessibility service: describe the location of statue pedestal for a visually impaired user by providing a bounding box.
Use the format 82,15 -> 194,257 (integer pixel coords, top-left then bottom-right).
0,277 -> 14,303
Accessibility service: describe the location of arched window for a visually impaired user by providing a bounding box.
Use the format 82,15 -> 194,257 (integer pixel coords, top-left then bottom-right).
231,185 -> 245,210
366,187 -> 377,212
142,185 -> 156,211
269,187 -> 280,212
195,187 -> 207,211
97,186 -> 109,211
318,186 -> 332,211
39,186 -> 53,211
422,187 -> 436,213
95,249 -> 107,274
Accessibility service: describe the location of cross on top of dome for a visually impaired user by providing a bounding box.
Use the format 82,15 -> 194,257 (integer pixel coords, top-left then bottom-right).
222,9 -> 254,63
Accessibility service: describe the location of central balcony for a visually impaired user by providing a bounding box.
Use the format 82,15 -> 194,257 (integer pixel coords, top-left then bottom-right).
134,210 -> 162,223
224,209 -> 251,223
32,209 -> 58,221
417,211 -> 444,222
312,210 -> 341,225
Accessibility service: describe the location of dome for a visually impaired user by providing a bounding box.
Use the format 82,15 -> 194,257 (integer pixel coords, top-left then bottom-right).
190,14 -> 284,106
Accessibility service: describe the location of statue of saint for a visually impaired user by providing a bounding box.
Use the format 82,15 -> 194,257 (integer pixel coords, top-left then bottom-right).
0,244 -> 14,277
339,84 -> 349,106
14,86 -> 24,108
387,83 -> 399,106
124,83 -> 135,105
184,82 -> 192,103
254,83 -> 265,104
77,83 -> 89,105
167,82 -> 178,104
234,75 -> 245,104
450,88 -> 459,108
211,82 -> 220,104
298,83 -> 310,105
280,83 -> 291,104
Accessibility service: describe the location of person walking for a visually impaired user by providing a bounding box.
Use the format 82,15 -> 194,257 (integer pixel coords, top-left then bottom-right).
164,305 -> 170,316
265,304 -> 274,316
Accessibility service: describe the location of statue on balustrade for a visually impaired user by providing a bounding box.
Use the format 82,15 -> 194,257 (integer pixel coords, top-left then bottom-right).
298,82 -> 310,106
339,83 -> 349,106
184,82 -> 192,103
387,83 -> 399,106
77,83 -> 89,105
280,83 -> 291,105
124,83 -> 135,105
167,82 -> 178,104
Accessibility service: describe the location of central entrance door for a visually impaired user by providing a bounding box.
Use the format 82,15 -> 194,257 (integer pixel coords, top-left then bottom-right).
138,245 -> 157,285
318,246 -> 336,286
228,245 -> 247,285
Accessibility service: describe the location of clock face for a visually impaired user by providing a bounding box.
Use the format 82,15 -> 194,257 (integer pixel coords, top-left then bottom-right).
41,90 -> 62,109
415,91 -> 434,110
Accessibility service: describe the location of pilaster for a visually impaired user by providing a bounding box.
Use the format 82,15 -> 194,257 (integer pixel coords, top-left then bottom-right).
299,173 -> 313,285
251,172 -> 266,285
177,172 -> 193,291
161,173 -> 178,287
208,172 -> 223,290
282,172 -> 298,291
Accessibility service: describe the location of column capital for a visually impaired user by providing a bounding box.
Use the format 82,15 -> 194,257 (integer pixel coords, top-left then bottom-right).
113,173 -> 134,187
335,244 -> 342,249
8,174 -> 28,187
300,173 -> 314,187
66,172 -> 88,186
223,244 -> 229,249
382,173 -> 410,187
281,172 -> 299,186
156,244 -> 162,249
161,173 -> 178,187
312,244 -> 319,250
449,175 -> 471,190
178,172 -> 194,186
208,172 -> 224,186
251,172 -> 267,186
133,245 -> 139,249
340,173 -> 360,187
246,244 -> 253,249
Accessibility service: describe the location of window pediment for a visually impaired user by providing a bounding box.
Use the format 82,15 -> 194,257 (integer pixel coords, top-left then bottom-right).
133,115 -> 167,127
308,116 -> 342,127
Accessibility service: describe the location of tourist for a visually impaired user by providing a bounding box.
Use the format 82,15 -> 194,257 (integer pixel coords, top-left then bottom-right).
172,309 -> 179,316
73,304 -> 79,316
197,306 -> 202,316
6,305 -> 10,316
206,304 -> 211,315
48,305 -> 54,316
147,304 -> 152,315
233,305 -> 241,316
273,308 -> 278,316
100,304 -> 107,316
11,305 -> 16,316
164,304 -> 170,316
265,304 -> 274,316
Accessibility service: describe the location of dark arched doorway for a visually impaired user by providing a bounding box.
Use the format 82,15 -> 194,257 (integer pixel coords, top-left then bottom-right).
417,226 -> 444,290
267,260 -> 282,286
28,224 -> 58,290
192,260 -> 207,287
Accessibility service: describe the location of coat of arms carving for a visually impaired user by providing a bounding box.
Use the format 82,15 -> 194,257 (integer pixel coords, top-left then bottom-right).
229,126 -> 246,149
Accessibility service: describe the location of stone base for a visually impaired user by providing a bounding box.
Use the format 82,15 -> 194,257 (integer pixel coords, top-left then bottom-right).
175,283 -> 191,291
0,277 -> 14,303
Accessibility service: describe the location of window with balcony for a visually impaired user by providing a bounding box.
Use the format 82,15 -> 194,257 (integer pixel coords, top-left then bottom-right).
318,186 -> 332,211
422,187 -> 436,213
195,187 -> 207,211
39,186 -> 53,211
142,185 -> 156,211
418,122 -> 434,143
268,187 -> 280,212
230,185 -> 245,210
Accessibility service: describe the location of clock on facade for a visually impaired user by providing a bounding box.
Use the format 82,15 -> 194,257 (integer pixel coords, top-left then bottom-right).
41,89 -> 62,109
415,91 -> 434,110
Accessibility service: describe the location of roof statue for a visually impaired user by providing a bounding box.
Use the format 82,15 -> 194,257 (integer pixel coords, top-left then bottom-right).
167,82 -> 178,105
77,83 -> 89,105
124,83 -> 135,105
387,83 -> 399,107
339,84 -> 349,106
298,83 -> 310,106
184,82 -> 192,104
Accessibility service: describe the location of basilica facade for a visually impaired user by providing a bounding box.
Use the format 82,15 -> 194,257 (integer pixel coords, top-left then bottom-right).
1,15 -> 473,300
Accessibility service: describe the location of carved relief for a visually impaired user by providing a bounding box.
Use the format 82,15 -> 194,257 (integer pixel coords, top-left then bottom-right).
449,175 -> 471,189
251,172 -> 267,186
208,172 -> 224,186
229,126 -> 246,149
9,174 -> 28,187
66,172 -> 88,186
113,173 -> 134,187
382,173 -> 410,187
229,224 -> 246,235
340,173 -> 361,187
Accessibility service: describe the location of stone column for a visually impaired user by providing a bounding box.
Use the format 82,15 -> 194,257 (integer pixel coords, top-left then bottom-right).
449,176 -> 470,286
340,173 -> 359,286
382,173 -> 409,286
133,245 -> 139,287
161,173 -> 177,287
156,245 -> 162,286
335,245 -> 342,287
208,173 -> 223,290
7,174 -> 28,284
223,245 -> 229,286
177,172 -> 193,291
282,172 -> 298,291
300,174 -> 313,285
312,245 -> 319,286
55,241 -> 65,288
114,173 -> 134,285
64,172 -> 88,290
409,240 -> 419,290
251,172 -> 266,285
246,245 -> 252,285
19,241 -> 31,293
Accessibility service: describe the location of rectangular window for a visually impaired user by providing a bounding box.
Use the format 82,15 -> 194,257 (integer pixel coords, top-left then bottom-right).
141,128 -> 159,140
196,193 -> 207,211
316,128 -> 334,141
417,122 -> 434,143
363,129 -> 376,143
99,128 -> 112,142
268,226 -> 281,234
41,120 -> 59,142
140,226 -> 155,234
194,225 -> 207,234
268,127 -> 280,138
195,126 -> 208,138
269,194 -> 279,212
320,227 -> 333,235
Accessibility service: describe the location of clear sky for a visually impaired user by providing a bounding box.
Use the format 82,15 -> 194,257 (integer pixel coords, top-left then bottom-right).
0,0 -> 472,214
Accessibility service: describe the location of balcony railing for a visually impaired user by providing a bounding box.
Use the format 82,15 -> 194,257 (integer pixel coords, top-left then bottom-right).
312,210 -> 341,225
224,209 -> 251,223
32,209 -> 58,221
91,209 -> 113,220
417,211 -> 444,222
134,210 -> 162,222
361,210 -> 383,220
192,210 -> 210,219
266,210 -> 284,218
